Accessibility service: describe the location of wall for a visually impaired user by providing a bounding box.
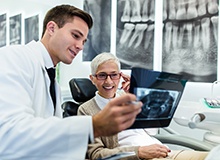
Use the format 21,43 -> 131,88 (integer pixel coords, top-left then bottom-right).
1,0 -> 219,146
0,0 -> 83,44
0,0 -> 84,99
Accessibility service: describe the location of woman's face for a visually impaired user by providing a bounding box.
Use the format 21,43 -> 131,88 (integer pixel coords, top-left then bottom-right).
90,61 -> 121,99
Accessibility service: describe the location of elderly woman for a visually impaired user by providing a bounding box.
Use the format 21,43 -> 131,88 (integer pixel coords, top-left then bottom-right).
77,52 -> 208,160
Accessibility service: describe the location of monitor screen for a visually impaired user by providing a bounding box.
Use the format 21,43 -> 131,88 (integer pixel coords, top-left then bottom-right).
129,67 -> 187,128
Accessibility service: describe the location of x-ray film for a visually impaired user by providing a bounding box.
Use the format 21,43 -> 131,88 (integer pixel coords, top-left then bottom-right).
129,67 -> 187,128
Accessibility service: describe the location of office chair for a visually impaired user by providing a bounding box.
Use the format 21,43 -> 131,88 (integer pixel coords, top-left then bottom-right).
62,78 -> 213,151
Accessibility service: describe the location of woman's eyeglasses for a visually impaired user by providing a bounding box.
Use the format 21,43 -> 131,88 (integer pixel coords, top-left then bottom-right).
93,72 -> 121,80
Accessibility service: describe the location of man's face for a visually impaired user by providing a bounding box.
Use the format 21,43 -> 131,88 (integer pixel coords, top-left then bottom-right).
49,16 -> 89,65
90,61 -> 121,99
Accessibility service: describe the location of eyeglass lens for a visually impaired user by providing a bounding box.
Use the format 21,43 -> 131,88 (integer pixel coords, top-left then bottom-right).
96,73 -> 121,80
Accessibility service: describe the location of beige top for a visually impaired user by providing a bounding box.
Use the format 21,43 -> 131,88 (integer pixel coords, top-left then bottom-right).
77,97 -> 140,160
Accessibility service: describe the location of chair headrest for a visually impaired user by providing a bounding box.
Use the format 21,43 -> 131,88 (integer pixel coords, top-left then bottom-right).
69,78 -> 97,103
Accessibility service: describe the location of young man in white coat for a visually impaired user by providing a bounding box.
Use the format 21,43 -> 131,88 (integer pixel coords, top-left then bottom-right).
0,4 -> 142,160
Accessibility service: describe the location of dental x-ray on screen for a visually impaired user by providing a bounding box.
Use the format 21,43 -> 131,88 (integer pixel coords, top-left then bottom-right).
129,67 -> 187,129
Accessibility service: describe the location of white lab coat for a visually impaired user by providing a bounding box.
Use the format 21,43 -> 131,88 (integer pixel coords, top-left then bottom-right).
0,41 -> 92,160
205,145 -> 220,160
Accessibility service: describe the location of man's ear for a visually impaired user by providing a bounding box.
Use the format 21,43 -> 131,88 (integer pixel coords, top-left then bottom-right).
47,21 -> 56,35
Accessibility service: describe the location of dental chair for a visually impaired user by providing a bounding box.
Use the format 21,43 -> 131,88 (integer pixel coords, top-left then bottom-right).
62,78 -> 214,151
154,128 -> 213,151
171,82 -> 220,149
62,78 -> 97,117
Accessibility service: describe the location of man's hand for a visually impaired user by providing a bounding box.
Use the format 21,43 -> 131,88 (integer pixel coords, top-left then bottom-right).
138,144 -> 171,159
92,93 -> 142,137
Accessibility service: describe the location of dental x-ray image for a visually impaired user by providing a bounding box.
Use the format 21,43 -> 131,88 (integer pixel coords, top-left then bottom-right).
83,0 -> 111,61
116,0 -> 155,69
129,67 -> 187,128
162,0 -> 219,82
136,88 -> 178,119
25,15 -> 39,44
0,13 -> 6,47
10,14 -> 21,45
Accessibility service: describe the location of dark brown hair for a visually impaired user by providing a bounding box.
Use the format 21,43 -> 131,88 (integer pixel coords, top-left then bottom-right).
41,4 -> 93,37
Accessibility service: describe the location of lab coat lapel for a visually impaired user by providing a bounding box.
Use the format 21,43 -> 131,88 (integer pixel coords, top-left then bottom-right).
54,81 -> 62,117
28,41 -> 61,117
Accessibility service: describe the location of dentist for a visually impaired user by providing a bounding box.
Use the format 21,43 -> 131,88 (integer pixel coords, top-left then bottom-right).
0,4 -> 142,160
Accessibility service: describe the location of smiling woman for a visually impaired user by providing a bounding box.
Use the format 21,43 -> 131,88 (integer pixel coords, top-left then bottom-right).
77,52 -> 209,160
89,52 -> 121,99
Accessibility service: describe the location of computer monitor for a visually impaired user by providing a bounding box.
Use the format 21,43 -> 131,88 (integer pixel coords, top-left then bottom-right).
129,67 -> 187,128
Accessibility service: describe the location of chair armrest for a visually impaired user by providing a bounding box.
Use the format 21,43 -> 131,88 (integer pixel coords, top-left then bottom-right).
61,101 -> 79,117
154,134 -> 214,151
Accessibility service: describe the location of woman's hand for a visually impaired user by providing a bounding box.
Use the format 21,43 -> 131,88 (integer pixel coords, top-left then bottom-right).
121,72 -> 130,92
138,144 -> 171,159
